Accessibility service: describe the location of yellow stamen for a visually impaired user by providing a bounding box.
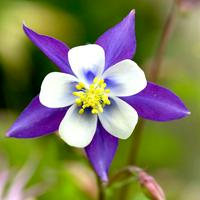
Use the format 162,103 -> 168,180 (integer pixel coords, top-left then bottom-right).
75,98 -> 82,106
79,108 -> 85,114
75,82 -> 85,90
92,109 -> 98,114
105,89 -> 110,93
73,77 -> 111,114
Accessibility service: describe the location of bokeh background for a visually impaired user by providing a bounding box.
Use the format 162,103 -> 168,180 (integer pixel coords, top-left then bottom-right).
0,0 -> 199,199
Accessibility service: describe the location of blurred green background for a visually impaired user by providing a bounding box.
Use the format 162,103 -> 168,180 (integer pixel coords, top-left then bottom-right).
0,0 -> 199,199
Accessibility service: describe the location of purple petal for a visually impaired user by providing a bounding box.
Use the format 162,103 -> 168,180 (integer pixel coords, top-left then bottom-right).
23,24 -> 73,74
85,122 -> 118,182
7,96 -> 67,138
121,82 -> 190,122
96,10 -> 136,69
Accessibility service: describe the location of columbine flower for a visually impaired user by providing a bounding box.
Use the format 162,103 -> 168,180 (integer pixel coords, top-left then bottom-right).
7,10 -> 190,182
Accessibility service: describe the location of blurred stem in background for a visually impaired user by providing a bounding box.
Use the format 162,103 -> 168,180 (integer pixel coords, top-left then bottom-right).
118,1 -> 177,200
149,1 -> 176,83
129,0 -> 177,167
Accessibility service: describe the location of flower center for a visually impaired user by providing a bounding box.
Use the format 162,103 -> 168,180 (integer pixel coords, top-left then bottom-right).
73,77 -> 111,114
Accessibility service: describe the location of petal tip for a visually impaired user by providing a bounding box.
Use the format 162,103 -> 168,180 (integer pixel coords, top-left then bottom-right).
179,104 -> 191,119
130,9 -> 135,15
22,23 -> 31,35
101,174 -> 109,183
185,109 -> 191,116
22,20 -> 26,26
6,126 -> 21,138
22,22 -> 28,29
5,131 -> 11,137
5,129 -> 15,138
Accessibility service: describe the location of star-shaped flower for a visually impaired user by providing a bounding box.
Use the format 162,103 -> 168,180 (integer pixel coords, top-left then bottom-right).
7,10 -> 190,182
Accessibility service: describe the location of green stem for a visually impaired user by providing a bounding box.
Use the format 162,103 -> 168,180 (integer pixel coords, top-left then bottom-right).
118,1 -> 177,200
108,166 -> 141,187
149,1 -> 176,82
97,178 -> 106,200
127,119 -> 145,165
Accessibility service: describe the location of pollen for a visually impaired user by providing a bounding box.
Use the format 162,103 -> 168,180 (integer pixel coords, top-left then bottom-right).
73,77 -> 111,114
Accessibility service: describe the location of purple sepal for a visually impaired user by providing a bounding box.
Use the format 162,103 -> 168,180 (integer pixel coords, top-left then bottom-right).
7,96 -> 67,138
121,82 -> 190,122
23,24 -> 73,74
96,10 -> 136,69
85,122 -> 118,182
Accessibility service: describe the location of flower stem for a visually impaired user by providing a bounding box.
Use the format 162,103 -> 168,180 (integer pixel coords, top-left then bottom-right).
97,178 -> 106,200
118,1 -> 177,199
127,119 -> 145,165
148,0 -> 177,82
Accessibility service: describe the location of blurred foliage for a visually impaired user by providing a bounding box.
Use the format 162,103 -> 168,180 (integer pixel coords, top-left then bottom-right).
0,0 -> 199,199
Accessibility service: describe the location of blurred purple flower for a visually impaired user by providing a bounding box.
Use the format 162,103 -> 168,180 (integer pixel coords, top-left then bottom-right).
139,171 -> 165,200
0,161 -> 46,200
7,10 -> 190,182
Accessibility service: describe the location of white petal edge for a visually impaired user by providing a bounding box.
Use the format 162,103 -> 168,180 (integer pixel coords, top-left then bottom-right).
102,59 -> 147,97
59,104 -> 98,148
68,44 -> 105,84
39,72 -> 78,108
98,97 -> 138,139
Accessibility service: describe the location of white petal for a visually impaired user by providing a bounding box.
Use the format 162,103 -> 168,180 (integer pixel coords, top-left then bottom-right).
39,72 -> 78,108
68,44 -> 105,84
59,104 -> 98,147
103,59 -> 147,97
99,97 -> 138,139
